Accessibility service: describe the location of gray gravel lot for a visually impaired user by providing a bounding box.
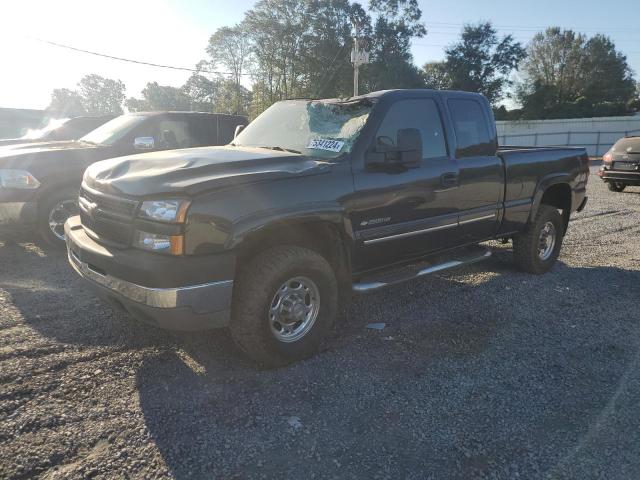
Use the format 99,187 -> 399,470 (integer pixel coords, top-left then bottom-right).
1,168 -> 640,479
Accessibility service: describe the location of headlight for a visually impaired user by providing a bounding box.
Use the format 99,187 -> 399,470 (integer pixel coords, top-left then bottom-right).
0,169 -> 41,189
135,231 -> 184,255
138,199 -> 190,223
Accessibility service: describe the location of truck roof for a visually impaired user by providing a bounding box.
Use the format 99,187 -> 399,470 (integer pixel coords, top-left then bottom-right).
127,111 -> 247,119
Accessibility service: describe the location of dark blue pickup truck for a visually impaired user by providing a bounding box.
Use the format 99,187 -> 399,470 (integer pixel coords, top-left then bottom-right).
65,89 -> 589,366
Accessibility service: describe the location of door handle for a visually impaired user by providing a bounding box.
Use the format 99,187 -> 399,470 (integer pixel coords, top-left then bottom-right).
440,172 -> 459,188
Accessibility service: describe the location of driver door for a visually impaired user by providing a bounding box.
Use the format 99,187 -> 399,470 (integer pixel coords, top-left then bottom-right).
351,97 -> 461,272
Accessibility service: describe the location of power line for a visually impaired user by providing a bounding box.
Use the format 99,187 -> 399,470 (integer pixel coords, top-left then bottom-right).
30,37 -> 253,77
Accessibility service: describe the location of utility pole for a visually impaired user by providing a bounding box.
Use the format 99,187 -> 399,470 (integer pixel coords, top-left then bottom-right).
350,20 -> 369,97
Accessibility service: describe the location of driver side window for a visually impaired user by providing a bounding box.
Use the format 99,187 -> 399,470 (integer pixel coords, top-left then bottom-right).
376,99 -> 448,160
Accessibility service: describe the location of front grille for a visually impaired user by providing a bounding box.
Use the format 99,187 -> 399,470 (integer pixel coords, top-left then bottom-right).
79,186 -> 139,247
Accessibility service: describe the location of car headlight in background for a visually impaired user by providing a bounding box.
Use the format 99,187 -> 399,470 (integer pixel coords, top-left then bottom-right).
139,199 -> 190,223
0,169 -> 41,189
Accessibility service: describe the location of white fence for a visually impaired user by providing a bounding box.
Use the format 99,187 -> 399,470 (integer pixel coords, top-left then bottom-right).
496,116 -> 640,157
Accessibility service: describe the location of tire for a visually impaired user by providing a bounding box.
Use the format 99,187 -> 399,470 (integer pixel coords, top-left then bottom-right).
513,204 -> 564,275
607,182 -> 626,192
230,246 -> 338,367
38,187 -> 80,248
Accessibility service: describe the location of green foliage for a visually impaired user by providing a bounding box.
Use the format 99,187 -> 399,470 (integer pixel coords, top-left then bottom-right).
517,28 -> 637,119
125,82 -> 191,112
438,23 -> 526,105
47,75 -> 125,116
47,88 -> 87,117
423,62 -> 450,90
77,74 -> 126,115
206,25 -> 252,113
362,0 -> 427,92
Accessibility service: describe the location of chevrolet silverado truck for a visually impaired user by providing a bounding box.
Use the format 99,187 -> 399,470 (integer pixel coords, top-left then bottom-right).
0,111 -> 246,245
65,90 -> 589,367
598,135 -> 640,191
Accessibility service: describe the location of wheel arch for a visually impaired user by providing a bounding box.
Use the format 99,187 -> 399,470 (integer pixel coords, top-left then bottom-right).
531,176 -> 573,233
233,217 -> 354,287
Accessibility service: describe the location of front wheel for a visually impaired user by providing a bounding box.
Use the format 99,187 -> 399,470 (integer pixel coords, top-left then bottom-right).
230,246 -> 338,367
38,187 -> 79,248
513,205 -> 564,275
607,182 -> 626,192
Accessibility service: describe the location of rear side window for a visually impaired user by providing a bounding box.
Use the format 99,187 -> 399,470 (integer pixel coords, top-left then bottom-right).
448,99 -> 494,157
376,99 -> 447,159
188,116 -> 216,146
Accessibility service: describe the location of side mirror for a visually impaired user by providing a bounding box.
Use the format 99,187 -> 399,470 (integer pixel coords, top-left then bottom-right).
134,136 -> 155,151
234,124 -> 246,139
365,128 -> 423,169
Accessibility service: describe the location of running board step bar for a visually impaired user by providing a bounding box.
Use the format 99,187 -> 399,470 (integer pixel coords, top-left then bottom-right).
352,246 -> 492,293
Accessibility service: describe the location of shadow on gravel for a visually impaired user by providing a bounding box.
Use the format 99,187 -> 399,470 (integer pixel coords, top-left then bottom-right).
4,237 -> 640,478
133,260 -> 640,479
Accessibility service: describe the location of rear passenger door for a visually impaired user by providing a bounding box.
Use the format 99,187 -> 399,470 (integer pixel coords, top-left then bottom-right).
447,97 -> 504,242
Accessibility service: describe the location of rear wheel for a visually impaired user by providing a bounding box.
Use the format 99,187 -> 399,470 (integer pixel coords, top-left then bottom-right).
38,187 -> 79,248
607,182 -> 626,192
230,246 -> 338,367
513,204 -> 564,275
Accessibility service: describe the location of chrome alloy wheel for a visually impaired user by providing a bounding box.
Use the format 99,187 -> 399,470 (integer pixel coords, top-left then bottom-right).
538,221 -> 557,261
269,276 -> 320,343
48,199 -> 79,241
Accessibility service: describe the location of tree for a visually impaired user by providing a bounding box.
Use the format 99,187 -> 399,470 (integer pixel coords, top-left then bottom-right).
422,61 -> 451,90
582,35 -> 636,109
77,74 -> 126,114
182,72 -> 220,112
126,82 -> 191,112
206,25 -> 252,113
518,28 -> 637,118
363,0 -> 427,91
47,88 -> 87,117
519,28 -> 586,108
442,22 -> 526,105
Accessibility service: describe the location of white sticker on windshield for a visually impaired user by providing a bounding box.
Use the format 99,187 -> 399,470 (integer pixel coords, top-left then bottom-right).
307,139 -> 345,153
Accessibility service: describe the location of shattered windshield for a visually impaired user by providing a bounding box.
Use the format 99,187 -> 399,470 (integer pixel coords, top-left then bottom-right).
233,99 -> 373,159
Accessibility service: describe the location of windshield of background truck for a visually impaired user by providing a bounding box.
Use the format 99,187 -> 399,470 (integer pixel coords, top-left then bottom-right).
80,115 -> 146,146
233,100 -> 373,159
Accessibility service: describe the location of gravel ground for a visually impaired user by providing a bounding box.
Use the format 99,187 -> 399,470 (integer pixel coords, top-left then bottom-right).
1,168 -> 640,479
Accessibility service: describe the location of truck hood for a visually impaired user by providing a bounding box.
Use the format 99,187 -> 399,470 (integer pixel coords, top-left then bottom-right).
84,146 -> 331,197
0,140 -> 106,159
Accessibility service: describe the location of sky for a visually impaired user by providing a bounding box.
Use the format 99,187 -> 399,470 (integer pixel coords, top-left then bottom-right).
1,0 -> 639,110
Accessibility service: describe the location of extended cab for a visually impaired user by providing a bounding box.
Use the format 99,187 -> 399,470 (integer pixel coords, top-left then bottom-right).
65,90 -> 589,366
0,111 -> 246,245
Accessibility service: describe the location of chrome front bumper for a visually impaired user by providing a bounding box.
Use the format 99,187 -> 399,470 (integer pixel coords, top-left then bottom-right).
68,249 -> 233,331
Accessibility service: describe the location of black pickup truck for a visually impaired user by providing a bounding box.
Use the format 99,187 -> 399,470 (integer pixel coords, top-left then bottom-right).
0,111 -> 246,245
65,90 -> 589,366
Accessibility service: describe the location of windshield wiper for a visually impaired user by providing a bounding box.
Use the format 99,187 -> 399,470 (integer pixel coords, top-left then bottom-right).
258,146 -> 302,155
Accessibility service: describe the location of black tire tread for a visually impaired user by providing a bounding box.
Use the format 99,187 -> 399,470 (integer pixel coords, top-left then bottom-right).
37,186 -> 78,248
513,204 -> 563,275
230,246 -> 337,367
